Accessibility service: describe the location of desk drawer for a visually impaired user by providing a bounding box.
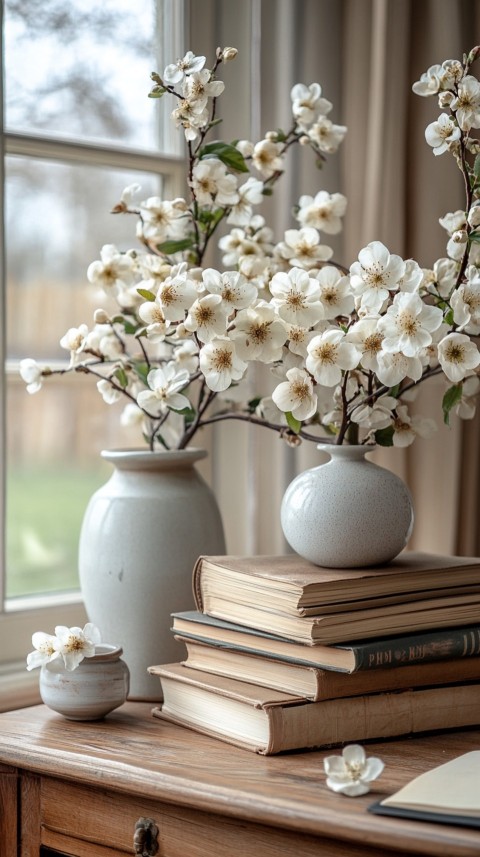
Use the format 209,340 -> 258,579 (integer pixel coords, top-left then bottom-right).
40,777 -> 378,857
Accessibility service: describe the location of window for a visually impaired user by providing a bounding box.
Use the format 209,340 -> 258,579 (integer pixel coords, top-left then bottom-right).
0,0 -> 186,693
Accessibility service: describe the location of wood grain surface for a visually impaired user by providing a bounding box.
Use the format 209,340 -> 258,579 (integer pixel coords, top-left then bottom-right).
0,703 -> 479,856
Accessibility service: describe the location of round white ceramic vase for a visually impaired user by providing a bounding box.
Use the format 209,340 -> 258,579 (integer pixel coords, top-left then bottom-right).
78,448 -> 226,701
281,444 -> 414,568
39,644 -> 130,720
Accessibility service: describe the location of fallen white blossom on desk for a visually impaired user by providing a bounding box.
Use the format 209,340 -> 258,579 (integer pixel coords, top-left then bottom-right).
324,744 -> 385,797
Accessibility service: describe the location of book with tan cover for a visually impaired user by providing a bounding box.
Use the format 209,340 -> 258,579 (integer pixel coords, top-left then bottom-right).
193,552 -> 480,617
149,663 -> 480,755
194,590 -> 480,645
178,636 -> 480,701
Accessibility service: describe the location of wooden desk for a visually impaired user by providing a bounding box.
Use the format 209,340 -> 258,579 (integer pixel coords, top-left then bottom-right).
0,703 -> 479,856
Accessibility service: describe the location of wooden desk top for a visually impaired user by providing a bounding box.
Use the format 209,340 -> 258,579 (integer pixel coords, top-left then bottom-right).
0,703 -> 479,856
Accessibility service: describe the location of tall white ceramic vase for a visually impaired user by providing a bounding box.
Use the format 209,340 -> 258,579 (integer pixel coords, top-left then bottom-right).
78,448 -> 226,700
281,444 -> 414,568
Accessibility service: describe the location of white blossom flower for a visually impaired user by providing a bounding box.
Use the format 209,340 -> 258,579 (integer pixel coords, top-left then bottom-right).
425,113 -> 461,155
376,350 -> 423,386
350,394 -> 397,430
296,191 -> 347,234
173,339 -> 199,374
202,268 -> 258,311
190,158 -> 239,206
397,259 -> 424,293
272,367 -> 318,420
59,324 -> 89,363
227,177 -> 264,225
252,139 -> 285,178
392,405 -> 437,447
53,623 -> 102,671
412,64 -> 444,97
421,257 -> 458,298
306,328 -> 361,386
182,69 -> 225,109
232,304 -> 288,363
324,744 -> 384,797
377,292 -> 443,357
307,116 -> 347,153
184,293 -> 229,342
345,317 -> 384,372
468,203 -> 480,228
450,75 -> 480,131
314,266 -> 355,318
163,51 -> 206,85
439,209 -> 467,235
87,244 -> 135,291
139,197 -> 188,243
286,324 -> 321,358
451,267 -> 480,332
96,378 -> 122,405
350,241 -> 406,313
275,227 -> 333,269
26,631 -> 61,670
157,266 -> 199,321
120,403 -> 145,427
137,364 -> 191,415
290,82 -> 332,128
172,100 -> 210,141
270,267 -> 325,327
20,358 -> 43,394
199,336 -> 247,391
437,332 -> 480,382
454,374 -> 480,419
138,300 -> 170,342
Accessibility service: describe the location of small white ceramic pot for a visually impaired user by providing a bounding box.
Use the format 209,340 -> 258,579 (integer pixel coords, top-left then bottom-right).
39,644 -> 130,720
281,444 -> 414,568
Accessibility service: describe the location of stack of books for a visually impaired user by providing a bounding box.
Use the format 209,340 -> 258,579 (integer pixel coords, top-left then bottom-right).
149,551 -> 480,754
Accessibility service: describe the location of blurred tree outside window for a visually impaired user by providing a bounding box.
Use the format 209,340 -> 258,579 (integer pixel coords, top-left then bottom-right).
2,0 -> 184,620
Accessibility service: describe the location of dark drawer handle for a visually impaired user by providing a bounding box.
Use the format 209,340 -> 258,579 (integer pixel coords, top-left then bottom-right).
133,817 -> 160,856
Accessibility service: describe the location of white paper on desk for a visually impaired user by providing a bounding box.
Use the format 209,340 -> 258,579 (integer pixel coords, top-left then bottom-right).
381,751 -> 480,818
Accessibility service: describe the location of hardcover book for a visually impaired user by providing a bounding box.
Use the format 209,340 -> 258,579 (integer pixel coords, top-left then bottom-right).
177,636 -> 480,701
193,552 -> 480,616
193,590 -> 480,645
172,611 -> 480,672
149,663 -> 480,755
369,752 -> 480,829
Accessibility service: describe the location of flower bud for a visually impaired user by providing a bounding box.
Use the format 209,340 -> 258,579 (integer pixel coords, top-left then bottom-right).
236,139 -> 254,157
222,47 -> 238,62
438,91 -> 453,108
265,131 -> 278,142
94,309 -> 109,324
299,135 -> 310,145
452,229 -> 468,244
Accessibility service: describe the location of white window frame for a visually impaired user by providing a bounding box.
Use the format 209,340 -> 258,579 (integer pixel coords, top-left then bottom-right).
0,0 -> 186,708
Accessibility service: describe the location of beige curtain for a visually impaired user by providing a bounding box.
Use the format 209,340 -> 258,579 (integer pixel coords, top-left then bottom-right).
188,0 -> 480,557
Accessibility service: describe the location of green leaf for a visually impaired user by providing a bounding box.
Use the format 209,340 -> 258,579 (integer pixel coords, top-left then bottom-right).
171,405 -> 196,421
156,238 -> 194,255
286,411 -> 301,434
114,367 -> 129,389
444,308 -> 454,326
442,383 -> 463,425
468,230 -> 480,245
122,320 -> 140,335
133,362 -> 150,385
262,187 -> 273,196
474,154 -> 480,181
148,86 -> 166,98
275,129 -> 287,143
374,426 -> 394,447
199,141 -> 249,172
248,396 -> 262,412
137,288 -> 156,302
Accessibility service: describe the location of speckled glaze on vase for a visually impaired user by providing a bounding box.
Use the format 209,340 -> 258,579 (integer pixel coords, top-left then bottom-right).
281,444 -> 414,568
39,644 -> 129,720
78,449 -> 226,701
